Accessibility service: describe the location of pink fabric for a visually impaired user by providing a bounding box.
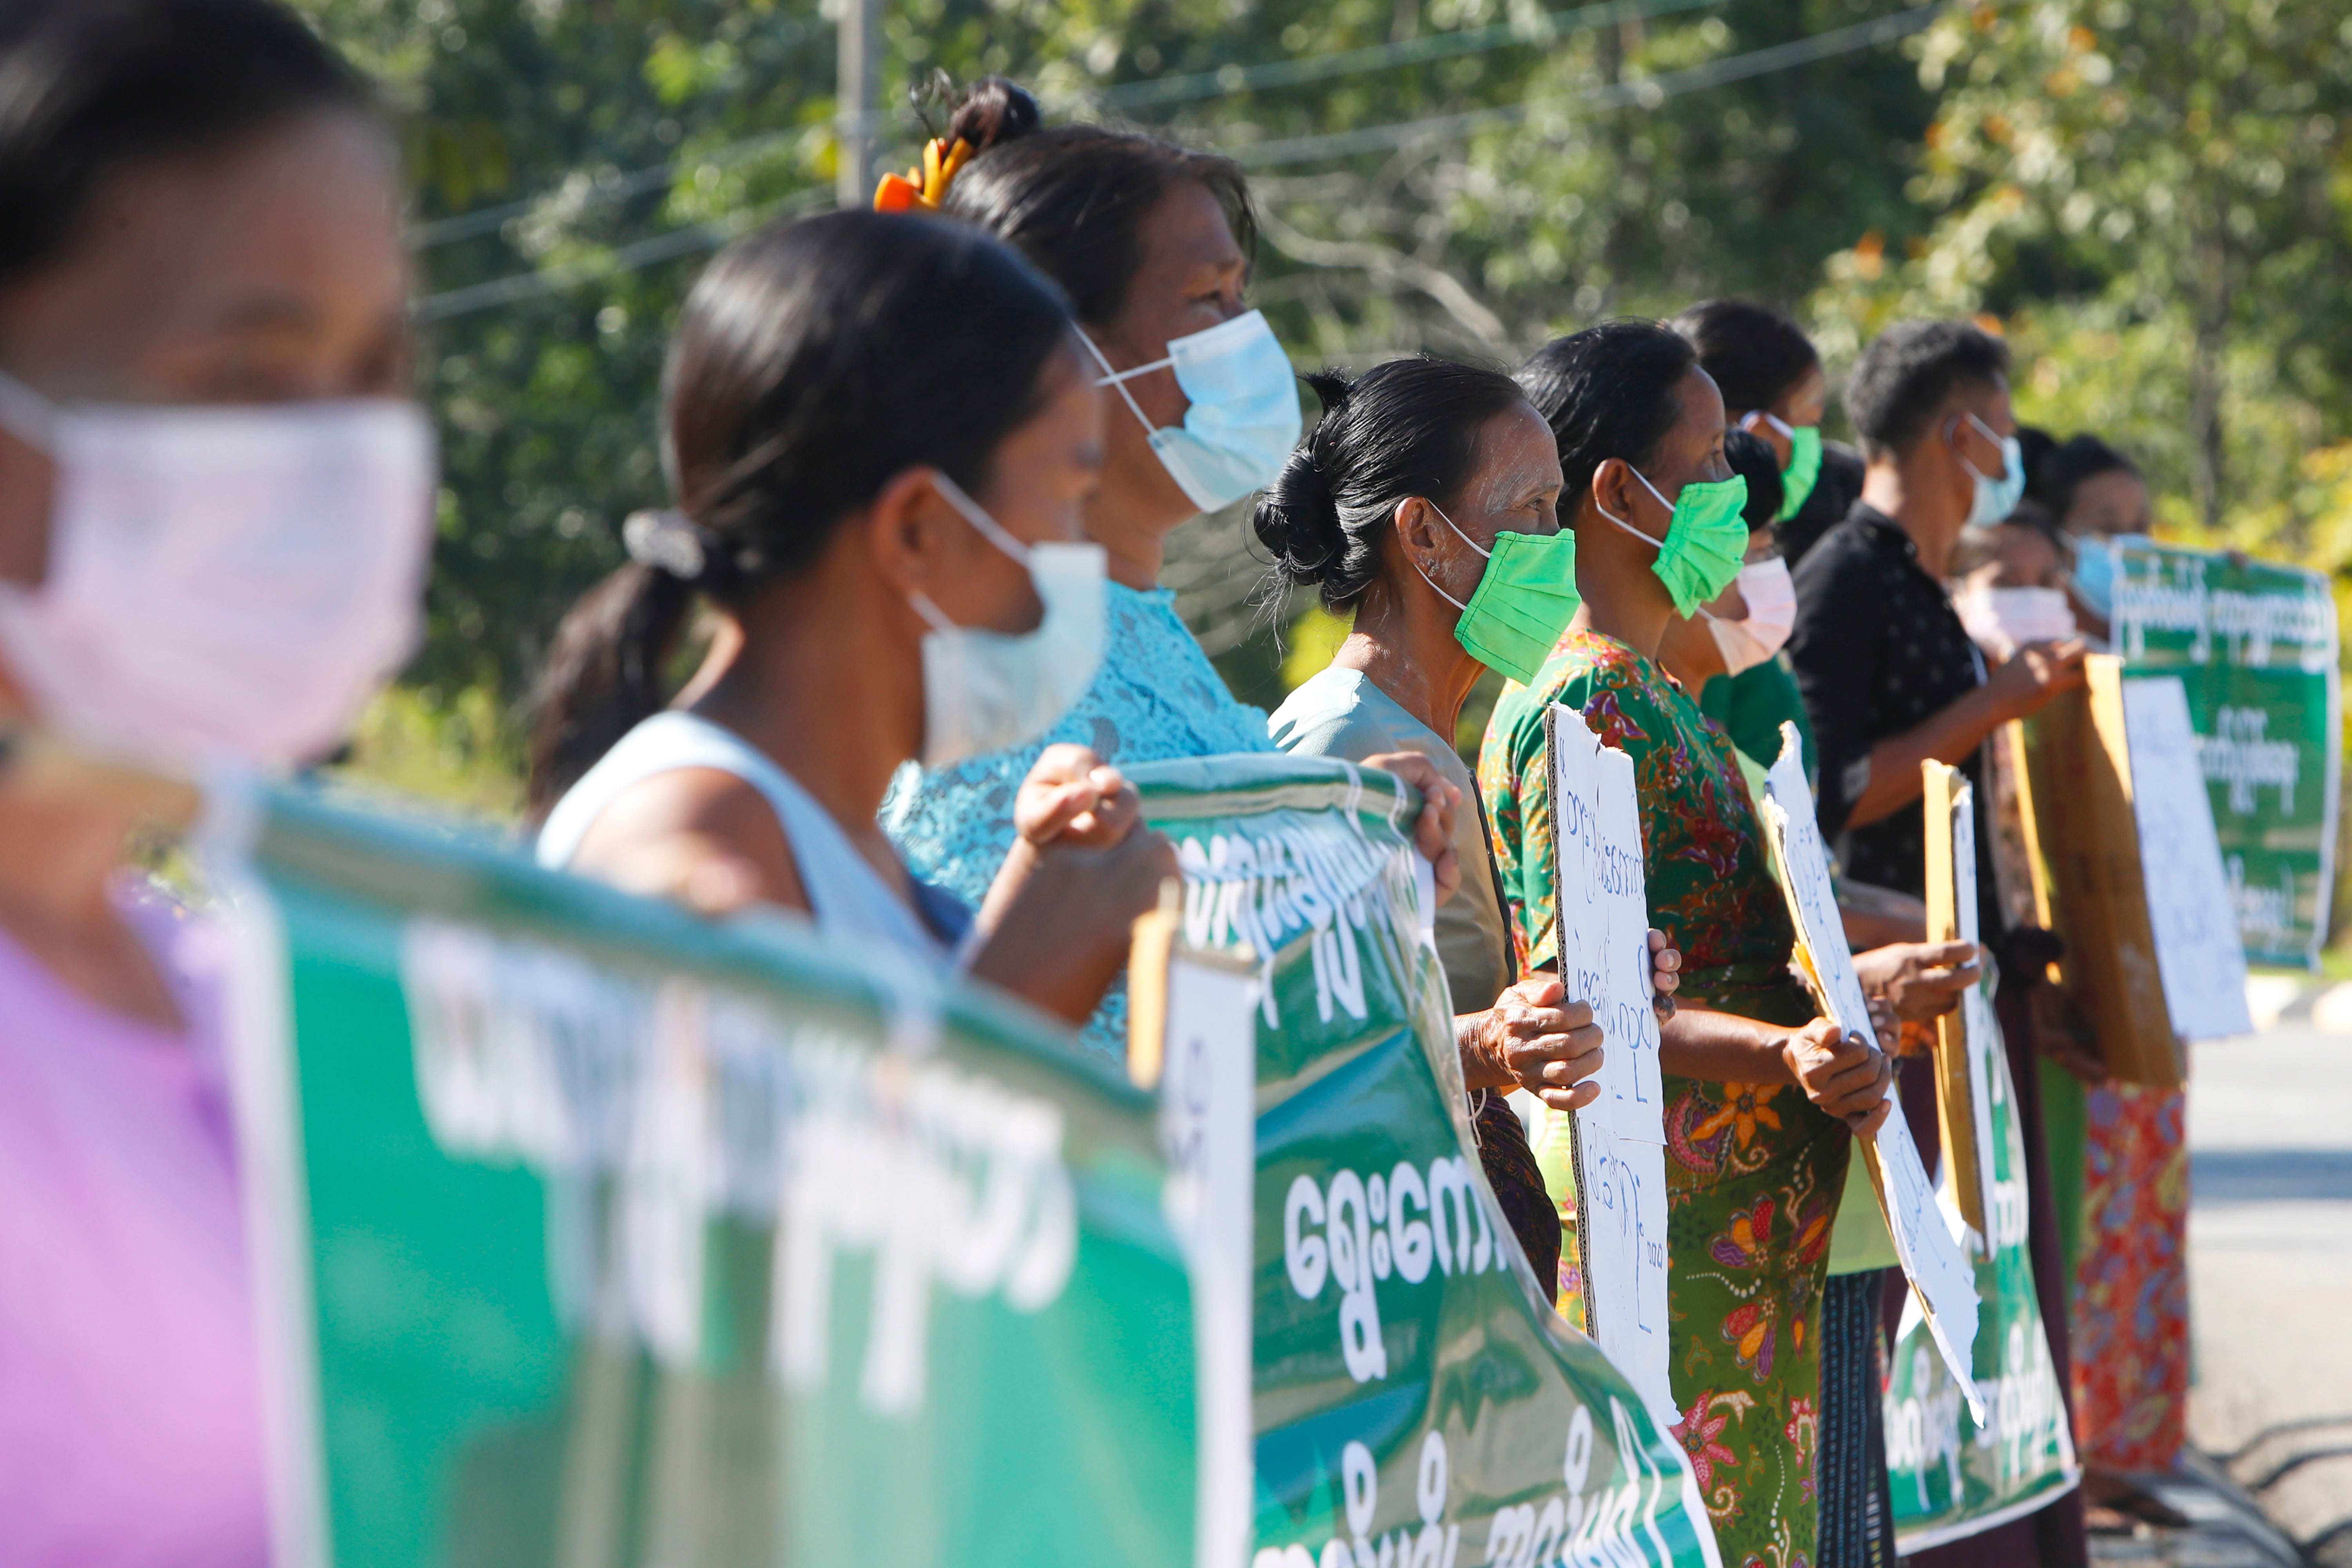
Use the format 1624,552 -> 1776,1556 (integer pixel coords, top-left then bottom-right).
0,886 -> 269,1568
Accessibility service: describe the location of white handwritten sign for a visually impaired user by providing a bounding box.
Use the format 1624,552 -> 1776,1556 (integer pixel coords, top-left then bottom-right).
1945,782 -> 2001,1250
1156,950 -> 1260,1568
2121,677 -> 2255,1042
1546,706 -> 1664,1141
1544,705 -> 1674,1425
1758,725 -> 1983,1414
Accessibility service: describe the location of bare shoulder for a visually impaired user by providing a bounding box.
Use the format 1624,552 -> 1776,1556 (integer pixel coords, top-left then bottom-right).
566,766 -> 807,913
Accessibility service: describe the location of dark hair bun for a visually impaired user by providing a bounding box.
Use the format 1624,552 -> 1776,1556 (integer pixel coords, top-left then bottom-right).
947,76 -> 1042,153
1253,372 -> 1352,586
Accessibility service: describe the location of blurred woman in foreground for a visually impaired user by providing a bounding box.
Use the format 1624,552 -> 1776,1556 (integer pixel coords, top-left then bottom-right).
528,210 -> 1176,1023
0,0 -> 430,1559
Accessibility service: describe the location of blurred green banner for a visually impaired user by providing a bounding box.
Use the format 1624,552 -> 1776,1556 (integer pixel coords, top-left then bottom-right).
1133,755 -> 1723,1568
2108,538 -> 2342,967
221,789 -> 1201,1568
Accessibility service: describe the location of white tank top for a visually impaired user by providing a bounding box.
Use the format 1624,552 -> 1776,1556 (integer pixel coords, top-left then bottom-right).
536,711 -> 950,965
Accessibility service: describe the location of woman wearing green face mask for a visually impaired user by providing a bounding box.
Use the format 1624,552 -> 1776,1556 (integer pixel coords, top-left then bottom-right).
1481,321 -> 1897,1568
1259,358 -> 1684,1294
1672,299 -> 1862,569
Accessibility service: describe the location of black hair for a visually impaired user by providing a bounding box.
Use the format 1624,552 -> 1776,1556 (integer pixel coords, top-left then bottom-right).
1669,299 -> 1820,418
1722,427 -> 1784,532
1516,320 -> 1700,507
938,76 -> 1256,327
0,0 -> 372,285
2014,425 -> 2057,505
525,210 -> 1074,811
1844,319 -> 2011,459
2037,434 -> 2138,525
1253,358 -> 1530,613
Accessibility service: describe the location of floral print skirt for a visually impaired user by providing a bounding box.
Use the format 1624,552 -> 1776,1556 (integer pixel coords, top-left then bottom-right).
2070,1082 -> 2189,1471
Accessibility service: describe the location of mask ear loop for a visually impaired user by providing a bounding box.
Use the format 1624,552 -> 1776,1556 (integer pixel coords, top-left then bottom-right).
1595,465 -> 1676,554
1950,412 -> 2007,484
1401,500 -> 1488,612
1078,332 -> 1168,438
909,470 -> 1039,634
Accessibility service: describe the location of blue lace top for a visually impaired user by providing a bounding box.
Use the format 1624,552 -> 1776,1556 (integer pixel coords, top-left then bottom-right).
881,581 -> 1273,1057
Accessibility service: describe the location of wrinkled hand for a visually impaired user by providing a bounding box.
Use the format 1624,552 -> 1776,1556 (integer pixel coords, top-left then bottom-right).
1988,637 -> 2088,720
1648,928 -> 1682,1018
1867,996 -> 1902,1056
1014,743 -> 1140,850
1779,1017 -> 1892,1136
1364,750 -> 1462,908
1460,975 -> 1605,1111
1853,939 -> 1982,1022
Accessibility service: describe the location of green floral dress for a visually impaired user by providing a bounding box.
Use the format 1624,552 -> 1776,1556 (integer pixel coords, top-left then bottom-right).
1478,628 -> 1849,1568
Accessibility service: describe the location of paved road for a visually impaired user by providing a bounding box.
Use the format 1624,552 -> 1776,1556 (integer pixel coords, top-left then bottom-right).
2186,1025 -> 2352,1563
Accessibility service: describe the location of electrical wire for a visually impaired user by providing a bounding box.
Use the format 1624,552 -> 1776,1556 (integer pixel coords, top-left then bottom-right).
411,5 -> 1940,321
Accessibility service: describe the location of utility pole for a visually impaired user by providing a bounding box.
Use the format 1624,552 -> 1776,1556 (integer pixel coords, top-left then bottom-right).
835,0 -> 879,209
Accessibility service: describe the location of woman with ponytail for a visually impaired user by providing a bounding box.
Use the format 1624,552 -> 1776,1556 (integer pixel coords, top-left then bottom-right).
526,209 -> 1174,1024
878,78 -> 1462,1055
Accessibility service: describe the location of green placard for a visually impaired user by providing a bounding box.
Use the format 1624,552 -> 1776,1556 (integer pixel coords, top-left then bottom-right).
2107,539 -> 2343,967
1131,755 -> 1723,1568
1882,997 -> 2078,1550
219,788 -> 1201,1568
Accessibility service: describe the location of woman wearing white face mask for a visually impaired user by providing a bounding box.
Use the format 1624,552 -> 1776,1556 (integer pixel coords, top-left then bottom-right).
878,77 -> 1463,1057
1655,426 -> 1809,775
0,2 -> 423,1562
527,211 -> 1176,1024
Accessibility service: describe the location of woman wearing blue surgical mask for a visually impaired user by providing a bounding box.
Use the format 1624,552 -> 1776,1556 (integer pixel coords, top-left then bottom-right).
881,77 -> 1463,1057
526,211 -> 1176,1024
0,2 -> 420,1560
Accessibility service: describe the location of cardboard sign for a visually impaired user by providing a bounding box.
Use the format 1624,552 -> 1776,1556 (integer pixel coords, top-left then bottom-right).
1758,726 -> 1982,1412
1921,763 -> 1998,1242
1542,705 -> 1676,1428
2120,676 -> 2254,1041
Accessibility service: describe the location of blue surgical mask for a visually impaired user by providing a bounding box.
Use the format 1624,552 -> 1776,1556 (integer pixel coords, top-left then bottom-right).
1086,310 -> 1301,513
1957,412 -> 2027,528
2071,533 -> 2116,618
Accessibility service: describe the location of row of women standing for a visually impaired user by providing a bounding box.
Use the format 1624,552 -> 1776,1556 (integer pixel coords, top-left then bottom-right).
0,4 -> 2110,1567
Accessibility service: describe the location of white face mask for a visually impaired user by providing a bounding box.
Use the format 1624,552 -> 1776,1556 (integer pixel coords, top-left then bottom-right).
0,368 -> 435,773
1696,555 -> 1796,676
910,474 -> 1107,769
1953,583 -> 2076,661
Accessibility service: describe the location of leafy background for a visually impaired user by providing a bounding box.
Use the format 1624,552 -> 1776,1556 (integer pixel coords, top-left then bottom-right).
301,0 -> 2352,949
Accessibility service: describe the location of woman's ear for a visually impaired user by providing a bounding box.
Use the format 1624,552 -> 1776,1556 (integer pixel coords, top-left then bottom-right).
864,466 -> 955,597
1588,457 -> 1639,528
1392,495 -> 1445,567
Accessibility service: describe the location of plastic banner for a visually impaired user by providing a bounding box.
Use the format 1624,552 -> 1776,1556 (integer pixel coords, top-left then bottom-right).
216,788 -> 1203,1568
2106,538 -> 2341,966
1131,755 -> 1722,1568
1881,995 -> 2079,1550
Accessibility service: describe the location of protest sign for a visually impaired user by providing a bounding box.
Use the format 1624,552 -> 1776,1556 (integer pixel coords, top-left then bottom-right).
214,787 -> 1206,1568
1757,727 -> 1981,1409
2105,537 -> 2341,967
1131,753 -> 1723,1568
1882,997 -> 2079,1550
2119,676 -> 2254,1040
1921,762 -> 1996,1240
1542,704 -> 1675,1428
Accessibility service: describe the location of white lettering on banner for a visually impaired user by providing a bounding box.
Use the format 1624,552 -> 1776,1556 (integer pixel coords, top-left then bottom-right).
2200,705 -> 2301,816
398,920 -> 1076,1417
1759,728 -> 1983,1414
1283,1158 -> 1505,1383
1176,822 -> 1418,1030
2228,855 -> 2297,946
2110,545 -> 2336,671
1883,1345 -> 1967,1514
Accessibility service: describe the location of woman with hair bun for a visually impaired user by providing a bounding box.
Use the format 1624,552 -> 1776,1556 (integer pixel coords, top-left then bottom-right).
1260,357 -> 1685,1290
881,78 -> 1462,1055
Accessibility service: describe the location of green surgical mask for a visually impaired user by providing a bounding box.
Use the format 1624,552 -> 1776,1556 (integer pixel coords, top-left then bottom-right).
1601,467 -> 1750,617
1750,412 -> 1823,522
1409,502 -> 1582,684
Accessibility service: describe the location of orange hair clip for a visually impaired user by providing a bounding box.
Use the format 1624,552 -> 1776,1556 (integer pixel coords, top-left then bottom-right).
873,136 -> 974,213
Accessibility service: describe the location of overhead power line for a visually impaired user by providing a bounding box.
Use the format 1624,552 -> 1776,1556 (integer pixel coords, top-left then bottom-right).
1230,2 -> 1943,167
411,5 -> 1940,322
409,0 -> 1725,251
